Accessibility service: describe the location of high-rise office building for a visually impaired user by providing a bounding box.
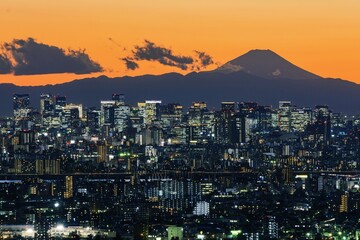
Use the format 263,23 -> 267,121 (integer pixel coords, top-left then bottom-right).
114,105 -> 131,132
62,104 -> 83,118
61,104 -> 83,129
160,103 -> 183,129
219,102 -> 236,143
187,102 -> 209,143
142,125 -> 162,146
193,201 -> 210,216
40,94 -> 54,126
112,93 -> 125,105
136,102 -> 146,121
187,102 -> 207,126
144,100 -> 161,125
265,216 -> 279,239
54,96 -> 66,117
100,98 -> 131,133
278,101 -> 292,132
230,113 -> 246,144
315,105 -> 332,143
64,176 -> 73,199
97,141 -> 108,163
251,104 -> 273,132
86,108 -> 101,134
54,95 -> 65,114
291,108 -> 313,132
239,102 -> 258,115
340,192 -> 349,213
186,125 -> 204,144
100,100 -> 116,127
13,94 -> 31,122
221,101 -> 236,113
40,94 -> 54,116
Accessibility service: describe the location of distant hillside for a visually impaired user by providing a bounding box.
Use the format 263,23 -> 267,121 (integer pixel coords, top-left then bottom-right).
0,71 -> 359,116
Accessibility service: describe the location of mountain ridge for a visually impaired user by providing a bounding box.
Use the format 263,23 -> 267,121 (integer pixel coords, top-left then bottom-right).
0,50 -> 359,116
216,49 -> 321,80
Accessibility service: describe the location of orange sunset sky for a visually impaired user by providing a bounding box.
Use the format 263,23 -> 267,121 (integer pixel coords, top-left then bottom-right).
1,0 -> 360,86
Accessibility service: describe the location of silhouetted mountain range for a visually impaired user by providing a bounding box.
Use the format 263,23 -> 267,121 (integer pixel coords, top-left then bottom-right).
0,50 -> 359,116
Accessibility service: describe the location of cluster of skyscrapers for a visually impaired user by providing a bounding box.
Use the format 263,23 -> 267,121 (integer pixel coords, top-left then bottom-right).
11,93 -> 333,147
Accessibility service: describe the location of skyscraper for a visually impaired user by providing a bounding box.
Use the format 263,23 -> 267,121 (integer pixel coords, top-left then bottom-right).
61,104 -> 83,128
265,216 -> 279,239
13,94 -> 31,122
54,96 -> 66,117
100,100 -> 116,127
114,105 -> 131,132
40,94 -> 54,126
278,101 -> 292,132
187,102 -> 207,126
86,108 -> 101,134
160,103 -> 183,129
40,94 -> 54,116
230,113 -> 246,144
314,105 -> 331,144
291,107 -> 313,132
340,192 -> 349,213
220,102 -> 236,143
112,93 -> 125,105
64,176 -> 73,199
144,100 -> 161,125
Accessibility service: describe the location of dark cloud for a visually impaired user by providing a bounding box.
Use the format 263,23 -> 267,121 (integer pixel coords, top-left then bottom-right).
122,57 -> 139,70
195,50 -> 214,68
2,38 -> 103,75
124,40 -> 215,71
132,40 -> 194,70
0,53 -> 12,74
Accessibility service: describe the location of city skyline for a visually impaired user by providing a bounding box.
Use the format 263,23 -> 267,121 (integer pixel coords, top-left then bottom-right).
1,1 -> 360,85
